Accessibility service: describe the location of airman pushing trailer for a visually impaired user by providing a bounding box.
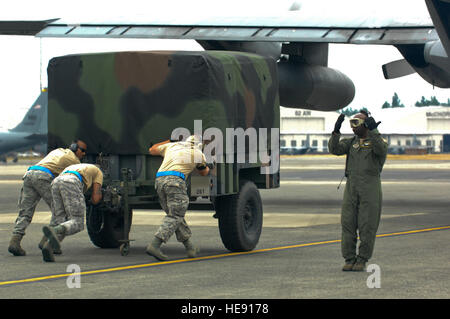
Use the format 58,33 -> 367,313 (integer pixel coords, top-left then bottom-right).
46,50 -> 280,257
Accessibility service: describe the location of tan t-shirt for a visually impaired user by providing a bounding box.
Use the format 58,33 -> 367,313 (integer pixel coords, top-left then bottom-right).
157,142 -> 207,176
36,148 -> 80,176
62,163 -> 103,191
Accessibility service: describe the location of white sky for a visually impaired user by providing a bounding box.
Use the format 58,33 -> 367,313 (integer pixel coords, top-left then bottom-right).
0,0 -> 448,129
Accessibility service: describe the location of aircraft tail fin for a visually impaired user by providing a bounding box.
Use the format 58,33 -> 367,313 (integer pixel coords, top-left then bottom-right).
10,89 -> 48,134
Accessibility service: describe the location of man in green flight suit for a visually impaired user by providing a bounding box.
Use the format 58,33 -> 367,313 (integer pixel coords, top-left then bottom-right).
328,110 -> 388,271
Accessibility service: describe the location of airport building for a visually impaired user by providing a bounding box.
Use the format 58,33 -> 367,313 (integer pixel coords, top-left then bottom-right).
280,106 -> 450,154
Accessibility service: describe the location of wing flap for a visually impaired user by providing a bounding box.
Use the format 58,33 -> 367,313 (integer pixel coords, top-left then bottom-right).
382,28 -> 438,44
36,23 -> 439,45
0,8 -> 437,45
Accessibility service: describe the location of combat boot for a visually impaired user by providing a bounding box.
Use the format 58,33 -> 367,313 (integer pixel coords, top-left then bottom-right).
183,239 -> 200,258
39,234 -> 63,255
41,241 -> 55,262
352,256 -> 368,271
352,262 -> 366,272
342,259 -> 355,271
8,234 -> 26,256
146,237 -> 169,261
42,225 -> 65,253
41,226 -> 66,263
38,235 -> 47,250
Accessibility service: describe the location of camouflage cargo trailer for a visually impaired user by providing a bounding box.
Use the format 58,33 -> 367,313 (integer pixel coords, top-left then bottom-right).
47,50 -> 280,254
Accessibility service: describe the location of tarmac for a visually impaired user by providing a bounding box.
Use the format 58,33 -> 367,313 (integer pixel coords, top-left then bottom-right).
0,155 -> 449,304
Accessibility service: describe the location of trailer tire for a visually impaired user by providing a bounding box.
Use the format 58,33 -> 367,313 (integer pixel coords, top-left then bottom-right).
216,180 -> 263,252
86,204 -> 132,248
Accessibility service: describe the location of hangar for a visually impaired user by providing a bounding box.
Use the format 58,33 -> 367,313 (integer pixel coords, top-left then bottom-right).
280,106 -> 450,154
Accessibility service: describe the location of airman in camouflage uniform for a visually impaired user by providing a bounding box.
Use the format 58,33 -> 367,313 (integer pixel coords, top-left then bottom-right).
41,163 -> 103,262
46,50 -> 279,253
328,111 -> 387,271
155,176 -> 191,243
8,140 -> 87,256
146,135 -> 210,261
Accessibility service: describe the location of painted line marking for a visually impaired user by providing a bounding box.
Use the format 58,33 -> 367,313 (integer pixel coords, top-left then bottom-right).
280,180 -> 450,185
0,225 -> 449,287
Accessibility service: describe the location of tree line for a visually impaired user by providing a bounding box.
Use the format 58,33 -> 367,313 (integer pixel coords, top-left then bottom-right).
339,93 -> 450,116
382,93 -> 450,108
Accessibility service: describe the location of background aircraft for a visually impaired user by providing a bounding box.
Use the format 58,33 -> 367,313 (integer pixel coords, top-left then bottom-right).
0,0 -> 448,114
0,90 -> 47,163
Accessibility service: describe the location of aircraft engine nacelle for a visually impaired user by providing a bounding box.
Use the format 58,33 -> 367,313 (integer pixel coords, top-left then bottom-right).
396,41 -> 450,88
277,59 -> 355,111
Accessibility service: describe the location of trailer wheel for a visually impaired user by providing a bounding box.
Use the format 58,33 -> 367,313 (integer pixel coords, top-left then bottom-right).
86,204 -> 132,248
215,180 -> 263,252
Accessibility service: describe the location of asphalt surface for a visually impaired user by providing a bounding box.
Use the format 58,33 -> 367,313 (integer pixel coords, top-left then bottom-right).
0,156 -> 449,304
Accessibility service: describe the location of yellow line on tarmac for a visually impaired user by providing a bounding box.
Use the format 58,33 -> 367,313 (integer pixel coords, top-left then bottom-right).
375,225 -> 450,238
1,225 -> 449,287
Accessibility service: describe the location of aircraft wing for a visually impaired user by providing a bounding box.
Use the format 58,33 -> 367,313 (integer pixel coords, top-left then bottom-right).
0,12 -> 438,45
0,19 -> 57,36
1,0 -> 447,111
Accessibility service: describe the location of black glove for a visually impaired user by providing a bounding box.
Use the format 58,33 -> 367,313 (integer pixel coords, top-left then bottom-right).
364,117 -> 381,130
334,114 -> 345,134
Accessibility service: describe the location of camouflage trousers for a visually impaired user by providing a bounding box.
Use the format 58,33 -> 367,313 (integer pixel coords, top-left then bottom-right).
51,174 -> 86,236
154,175 -> 191,243
13,170 -> 54,236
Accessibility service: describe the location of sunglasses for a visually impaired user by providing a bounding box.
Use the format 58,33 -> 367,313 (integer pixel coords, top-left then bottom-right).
349,118 -> 365,128
79,147 -> 87,153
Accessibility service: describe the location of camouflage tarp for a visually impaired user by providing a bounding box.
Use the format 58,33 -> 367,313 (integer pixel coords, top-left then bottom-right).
47,50 -> 279,155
